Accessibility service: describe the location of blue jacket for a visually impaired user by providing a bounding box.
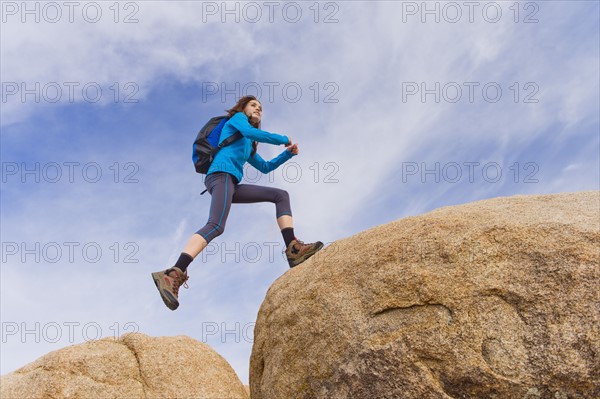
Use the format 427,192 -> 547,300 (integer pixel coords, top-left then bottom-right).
206,112 -> 295,183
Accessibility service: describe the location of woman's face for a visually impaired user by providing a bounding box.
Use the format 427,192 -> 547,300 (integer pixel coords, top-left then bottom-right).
244,99 -> 262,124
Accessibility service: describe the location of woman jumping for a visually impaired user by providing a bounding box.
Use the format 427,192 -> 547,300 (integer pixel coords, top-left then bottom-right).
152,95 -> 324,310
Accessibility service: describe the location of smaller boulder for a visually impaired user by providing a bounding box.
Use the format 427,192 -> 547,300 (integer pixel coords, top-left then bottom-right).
1,333 -> 249,399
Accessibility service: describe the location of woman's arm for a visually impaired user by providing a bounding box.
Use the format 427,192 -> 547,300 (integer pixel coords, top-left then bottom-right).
248,150 -> 296,174
229,112 -> 290,145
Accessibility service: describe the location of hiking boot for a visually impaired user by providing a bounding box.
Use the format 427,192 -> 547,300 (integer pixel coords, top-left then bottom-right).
285,239 -> 324,268
151,267 -> 189,310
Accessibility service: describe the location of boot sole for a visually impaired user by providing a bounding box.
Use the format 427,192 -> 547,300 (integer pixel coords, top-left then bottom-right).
289,242 -> 324,268
151,272 -> 179,311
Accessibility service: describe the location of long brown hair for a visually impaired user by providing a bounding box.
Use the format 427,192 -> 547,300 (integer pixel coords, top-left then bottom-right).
226,95 -> 260,157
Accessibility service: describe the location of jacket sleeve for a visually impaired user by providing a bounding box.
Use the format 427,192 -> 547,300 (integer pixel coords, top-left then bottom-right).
248,150 -> 296,174
228,112 -> 290,145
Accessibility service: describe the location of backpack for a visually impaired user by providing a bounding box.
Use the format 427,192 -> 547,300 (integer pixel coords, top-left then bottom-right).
192,115 -> 243,174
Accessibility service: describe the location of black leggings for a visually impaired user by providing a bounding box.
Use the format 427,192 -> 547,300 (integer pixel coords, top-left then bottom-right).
196,172 -> 292,243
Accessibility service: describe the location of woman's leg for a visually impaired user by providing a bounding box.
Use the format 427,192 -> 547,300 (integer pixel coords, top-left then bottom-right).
181,233 -> 209,259
232,184 -> 295,245
231,183 -> 322,267
177,172 -> 237,269
194,172 -> 236,252
232,184 -> 292,222
152,173 -> 237,310
232,184 -> 291,215
277,215 -> 293,230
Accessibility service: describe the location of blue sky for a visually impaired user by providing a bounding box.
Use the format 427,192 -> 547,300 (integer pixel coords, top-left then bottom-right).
1,1 -> 599,385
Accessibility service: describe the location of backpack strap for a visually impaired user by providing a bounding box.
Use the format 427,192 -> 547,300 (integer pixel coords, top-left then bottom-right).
217,131 -> 243,148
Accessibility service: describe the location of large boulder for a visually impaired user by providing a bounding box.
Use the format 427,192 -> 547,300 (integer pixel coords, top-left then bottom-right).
250,191 -> 599,399
1,333 -> 249,399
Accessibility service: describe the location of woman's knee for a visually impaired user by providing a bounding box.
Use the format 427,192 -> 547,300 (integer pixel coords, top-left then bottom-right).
197,222 -> 225,242
275,189 -> 290,204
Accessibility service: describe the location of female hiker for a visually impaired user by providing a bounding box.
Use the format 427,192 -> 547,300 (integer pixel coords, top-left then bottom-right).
152,95 -> 324,310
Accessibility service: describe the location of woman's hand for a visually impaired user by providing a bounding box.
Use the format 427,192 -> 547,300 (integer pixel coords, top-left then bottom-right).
287,143 -> 299,155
